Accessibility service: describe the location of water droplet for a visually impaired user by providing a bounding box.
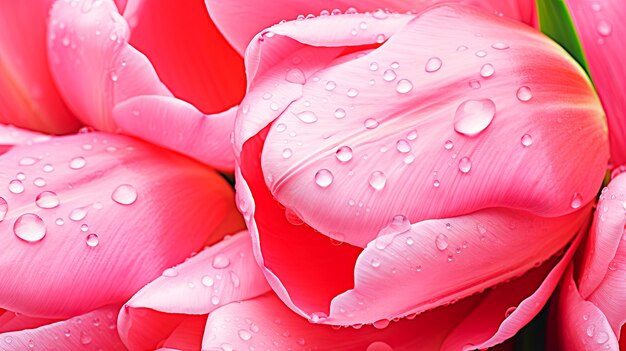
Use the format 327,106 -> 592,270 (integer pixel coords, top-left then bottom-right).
369,171 -> 386,190
596,331 -> 609,344
81,224 -> 89,232
238,330 -> 252,341
433,180 -> 440,188
211,296 -> 221,305
162,268 -> 178,277
382,69 -> 396,82
334,108 -> 346,119
444,140 -> 454,150
14,214 -> 46,242
475,50 -> 487,58
230,271 -> 240,287
425,57 -> 442,72
336,146 -> 353,162
396,79 -> 413,94
491,42 -> 509,50
42,164 -> 54,173
0,197 -> 7,221
583,313 -> 590,321
325,81 -> 336,90
570,193 -> 583,209
372,9 -> 388,19
372,319 -> 390,329
364,118 -> 379,129
55,218 -> 65,226
33,177 -> 46,187
375,33 -> 386,43
36,191 -> 60,209
282,148 -> 293,159
480,63 -> 495,78
586,324 -> 595,337
406,237 -> 414,245
69,157 -> 86,169
270,102 -> 279,111
8,179 -> 24,194
403,154 -> 415,164
4,336 -> 13,344
367,341 -> 393,351
347,88 -> 359,97
69,207 -> 88,221
505,306 -> 516,318
597,20 -> 612,36
435,233 -> 449,250
407,130 -> 418,141
454,99 -> 496,136
295,111 -> 318,123
285,68 -> 306,84
390,62 -> 400,69
469,80 -> 481,89
285,208 -> 304,225
458,157 -> 472,173
212,254 -> 231,269
516,86 -> 532,102
521,134 -> 533,147
201,275 -> 214,287
396,139 -> 411,153
314,169 -> 334,188
86,233 -> 99,247
111,184 -> 137,205
19,157 -> 39,166
457,45 -> 468,51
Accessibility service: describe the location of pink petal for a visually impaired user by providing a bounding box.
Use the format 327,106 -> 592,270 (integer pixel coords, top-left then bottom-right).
202,292 -> 481,351
565,0 -> 626,165
0,305 -> 126,351
235,4 -> 608,322
442,223 -> 585,350
551,265 -> 620,350
159,315 -> 207,351
0,311 -> 57,334
0,1 -> 80,134
113,96 -> 236,172
122,0 -> 245,115
0,124 -> 51,155
0,131 -> 241,319
47,0 -> 170,132
206,0 -> 536,55
118,232 -> 270,350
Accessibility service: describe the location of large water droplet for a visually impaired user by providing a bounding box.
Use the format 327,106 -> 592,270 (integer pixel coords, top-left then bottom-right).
480,63 -> 495,78
521,134 -> 533,147
295,111 -> 318,123
69,157 -> 87,169
86,233 -> 99,247
396,79 -> 413,94
383,69 -> 396,82
454,99 -> 496,136
0,197 -> 8,221
112,184 -> 137,205
212,254 -> 231,269
364,118 -> 379,129
314,169 -> 334,188
458,157 -> 472,173
285,68 -> 306,84
8,179 -> 25,194
14,214 -> 46,242
516,86 -> 532,102
36,191 -> 60,209
369,171 -> 386,190
396,139 -> 411,153
570,193 -> 583,209
336,146 -> 353,162
425,57 -> 442,72
435,233 -> 449,250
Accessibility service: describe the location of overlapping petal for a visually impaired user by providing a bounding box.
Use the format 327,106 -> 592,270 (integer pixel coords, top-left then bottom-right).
0,124 -> 51,155
0,0 -> 79,133
235,3 -> 608,328
0,132 -> 242,319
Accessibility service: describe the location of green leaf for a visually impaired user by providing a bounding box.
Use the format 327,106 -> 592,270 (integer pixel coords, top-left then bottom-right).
536,0 -> 590,74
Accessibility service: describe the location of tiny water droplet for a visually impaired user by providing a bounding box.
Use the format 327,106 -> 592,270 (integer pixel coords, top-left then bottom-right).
396,79 -> 413,94
459,157 -> 472,173
480,63 -> 495,77
435,233 -> 449,250
469,80 -> 481,89
369,171 -> 386,190
369,62 -> 379,71
86,233 -> 99,247
597,20 -> 612,36
56,218 -> 65,226
295,111 -> 318,123
211,296 -> 220,305
596,331 -> 609,344
347,88 -> 359,97
8,179 -> 25,194
375,33 -> 386,43
212,254 -> 231,269
162,268 -> 178,277
454,99 -> 496,136
282,148 -> 293,159
334,108 -> 346,119
42,164 -> 54,173
314,169 -> 334,188
433,180 -> 440,188
19,157 -> 39,166
364,118 -> 379,129
475,50 -> 487,58
521,134 -> 533,147
444,140 -> 454,150
336,146 -> 353,162
383,69 -> 396,82
238,330 -> 252,341
81,224 -> 89,232
14,213 -> 46,242
35,191 -> 60,209
491,42 -> 509,50
372,9 -> 388,19
69,207 -> 88,221
325,81 -> 336,90
33,177 -> 46,187
111,184 -> 137,205
570,193 -> 583,209
516,86 -> 532,102
425,57 -> 442,72
201,275 -> 214,287
69,157 -> 86,169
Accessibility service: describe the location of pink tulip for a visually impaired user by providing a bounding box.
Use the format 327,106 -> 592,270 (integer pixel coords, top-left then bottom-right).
45,0 -> 246,170
564,0 -> 626,165
0,127 -> 243,348
549,172 -> 626,350
233,3 -> 608,349
0,0 -> 80,133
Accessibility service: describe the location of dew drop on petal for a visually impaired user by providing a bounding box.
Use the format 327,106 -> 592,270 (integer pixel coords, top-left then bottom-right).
8,179 -> 24,194
33,178 -> 46,187
42,164 -> 54,173
469,80 -> 481,89
396,79 -> 413,94
314,169 -> 334,188
504,306 -> 517,318
325,81 -> 336,90
347,88 -> 359,97
372,319 -> 390,329
454,99 -> 496,136
435,233 -> 449,250
480,63 -> 495,78
334,108 -> 346,119
0,197 -> 8,222
19,157 -> 39,166
369,62 -> 379,71
13,214 -> 46,242
238,330 -> 252,341
69,157 -> 86,169
570,193 -> 583,209
212,254 -> 231,269
364,118 -> 379,129
383,69 -> 396,82
375,34 -> 386,43
459,157 -> 472,173
35,191 -> 60,209
282,148 -> 293,159
396,139 -> 411,153
521,134 -> 533,147
369,171 -> 386,190
425,57 -> 442,72
516,86 -> 532,102
491,42 -> 509,50
70,207 -> 88,221
295,111 -> 318,123
86,233 -> 99,247
111,184 -> 137,205
367,341 -> 393,351
162,268 -> 178,277
597,20 -> 612,36
201,275 -> 214,287
285,68 -> 306,84
336,146 -> 353,162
